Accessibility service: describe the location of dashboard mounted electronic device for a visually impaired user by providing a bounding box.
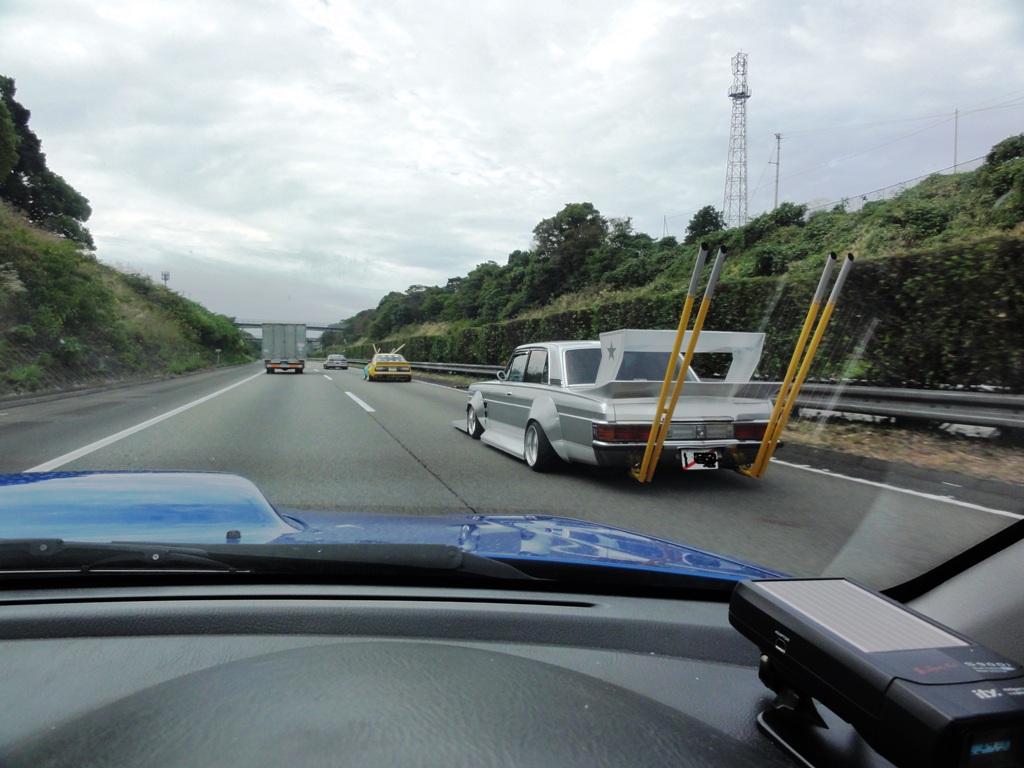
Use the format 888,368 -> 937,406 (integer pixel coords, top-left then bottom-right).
730,578 -> 1024,768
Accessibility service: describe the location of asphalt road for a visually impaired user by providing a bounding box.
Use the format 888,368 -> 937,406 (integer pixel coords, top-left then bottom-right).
2,363 -> 1020,588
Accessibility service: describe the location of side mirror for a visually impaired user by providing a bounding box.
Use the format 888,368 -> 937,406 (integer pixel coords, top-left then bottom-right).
496,370 -> 507,381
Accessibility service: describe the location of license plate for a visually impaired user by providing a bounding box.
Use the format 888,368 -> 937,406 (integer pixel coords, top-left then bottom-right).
683,451 -> 719,470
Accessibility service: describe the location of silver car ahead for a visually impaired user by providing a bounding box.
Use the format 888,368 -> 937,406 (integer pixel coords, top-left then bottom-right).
324,354 -> 348,370
462,329 -> 773,473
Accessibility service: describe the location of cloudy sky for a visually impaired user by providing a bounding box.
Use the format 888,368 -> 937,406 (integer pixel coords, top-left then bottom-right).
1,1 -> 1022,324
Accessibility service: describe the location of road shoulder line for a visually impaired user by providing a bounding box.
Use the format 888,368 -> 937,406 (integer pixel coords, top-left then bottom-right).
25,372 -> 265,472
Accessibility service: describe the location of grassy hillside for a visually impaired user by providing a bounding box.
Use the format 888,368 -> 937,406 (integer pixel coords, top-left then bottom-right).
340,134 -> 1024,391
0,202 -> 253,396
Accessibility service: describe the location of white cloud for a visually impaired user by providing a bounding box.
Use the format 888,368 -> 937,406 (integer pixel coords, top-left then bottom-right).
1,0 -> 1022,322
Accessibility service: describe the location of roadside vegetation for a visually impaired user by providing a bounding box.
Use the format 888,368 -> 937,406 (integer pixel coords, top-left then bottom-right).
336,133 -> 1024,394
4,67 -> 1022,424
0,202 -> 254,395
1,77 -> 253,396
328,134 -> 1024,471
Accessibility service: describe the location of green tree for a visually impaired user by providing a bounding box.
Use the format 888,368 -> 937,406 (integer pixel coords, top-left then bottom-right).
981,134 -> 1024,227
531,202 -> 608,292
986,134 -> 1024,166
30,169 -> 95,248
684,205 -> 726,244
441,262 -> 502,322
589,219 -> 659,288
0,76 -> 94,248
0,98 -> 17,182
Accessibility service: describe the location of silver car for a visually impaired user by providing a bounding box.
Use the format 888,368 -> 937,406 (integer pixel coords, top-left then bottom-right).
462,329 -> 773,473
324,354 -> 348,370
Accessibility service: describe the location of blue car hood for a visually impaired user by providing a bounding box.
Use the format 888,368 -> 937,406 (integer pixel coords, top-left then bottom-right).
0,471 -> 781,582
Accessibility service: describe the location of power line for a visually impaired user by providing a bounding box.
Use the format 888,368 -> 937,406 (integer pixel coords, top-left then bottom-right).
774,115 -> 955,184
805,154 -> 988,214
667,92 -> 1023,230
779,92 -> 1024,137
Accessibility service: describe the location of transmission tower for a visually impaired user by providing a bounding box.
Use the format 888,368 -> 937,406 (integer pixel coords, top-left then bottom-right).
723,52 -> 751,228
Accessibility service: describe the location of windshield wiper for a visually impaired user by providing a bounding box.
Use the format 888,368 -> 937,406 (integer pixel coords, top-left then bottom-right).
0,540 -> 534,580
0,540 -> 239,572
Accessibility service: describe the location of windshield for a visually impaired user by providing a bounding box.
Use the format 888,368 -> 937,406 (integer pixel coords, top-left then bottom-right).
0,1 -> 1021,592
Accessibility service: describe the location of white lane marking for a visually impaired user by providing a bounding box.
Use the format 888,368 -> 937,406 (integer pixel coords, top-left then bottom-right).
345,392 -> 375,413
413,379 -> 462,391
771,459 -> 1023,520
324,375 -> 333,381
26,372 -> 265,473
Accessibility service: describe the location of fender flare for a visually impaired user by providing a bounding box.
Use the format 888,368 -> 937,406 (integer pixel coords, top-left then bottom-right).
467,390 -> 487,426
528,397 -> 567,461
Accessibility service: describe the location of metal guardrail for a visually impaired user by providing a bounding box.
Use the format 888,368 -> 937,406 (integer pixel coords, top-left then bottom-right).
688,381 -> 1023,432
793,383 -> 1024,432
343,359 -> 501,377
336,359 -> 1023,432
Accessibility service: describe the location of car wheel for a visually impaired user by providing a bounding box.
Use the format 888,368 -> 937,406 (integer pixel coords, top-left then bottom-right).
524,421 -> 556,472
467,407 -> 484,439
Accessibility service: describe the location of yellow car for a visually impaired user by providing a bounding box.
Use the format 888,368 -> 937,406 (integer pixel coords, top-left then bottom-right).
363,353 -> 412,382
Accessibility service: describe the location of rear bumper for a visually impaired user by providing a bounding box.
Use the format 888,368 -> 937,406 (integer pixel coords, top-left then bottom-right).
591,441 -> 762,470
369,370 -> 412,381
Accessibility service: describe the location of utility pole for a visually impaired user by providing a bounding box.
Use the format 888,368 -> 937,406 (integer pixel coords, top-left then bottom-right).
161,271 -> 170,287
953,109 -> 959,173
771,133 -> 782,209
723,52 -> 751,228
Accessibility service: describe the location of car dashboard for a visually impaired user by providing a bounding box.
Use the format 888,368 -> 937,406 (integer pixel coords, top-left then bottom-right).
2,526 -> 1021,768
1,579 -> 795,767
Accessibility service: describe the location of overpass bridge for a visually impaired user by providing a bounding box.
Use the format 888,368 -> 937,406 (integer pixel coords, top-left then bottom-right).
232,320 -> 340,333
233,320 -> 346,352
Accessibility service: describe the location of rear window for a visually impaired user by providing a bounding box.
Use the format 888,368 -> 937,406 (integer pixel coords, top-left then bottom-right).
616,352 -> 699,382
564,348 -> 601,385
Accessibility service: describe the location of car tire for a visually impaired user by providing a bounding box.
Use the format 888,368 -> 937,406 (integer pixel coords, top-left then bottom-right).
467,407 -> 484,439
524,421 -> 556,472
265,368 -> 273,374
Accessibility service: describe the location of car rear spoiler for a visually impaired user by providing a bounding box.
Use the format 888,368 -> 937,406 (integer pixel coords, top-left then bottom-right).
581,380 -> 777,402
593,329 -> 766,386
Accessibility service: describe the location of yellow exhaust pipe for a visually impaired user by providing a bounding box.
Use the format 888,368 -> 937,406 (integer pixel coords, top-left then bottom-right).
630,244 -> 709,482
752,253 -> 854,478
740,253 -> 836,477
634,245 -> 727,483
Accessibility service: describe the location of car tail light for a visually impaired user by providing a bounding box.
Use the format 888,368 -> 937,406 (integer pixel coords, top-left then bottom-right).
593,424 -> 651,442
734,422 -> 768,441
